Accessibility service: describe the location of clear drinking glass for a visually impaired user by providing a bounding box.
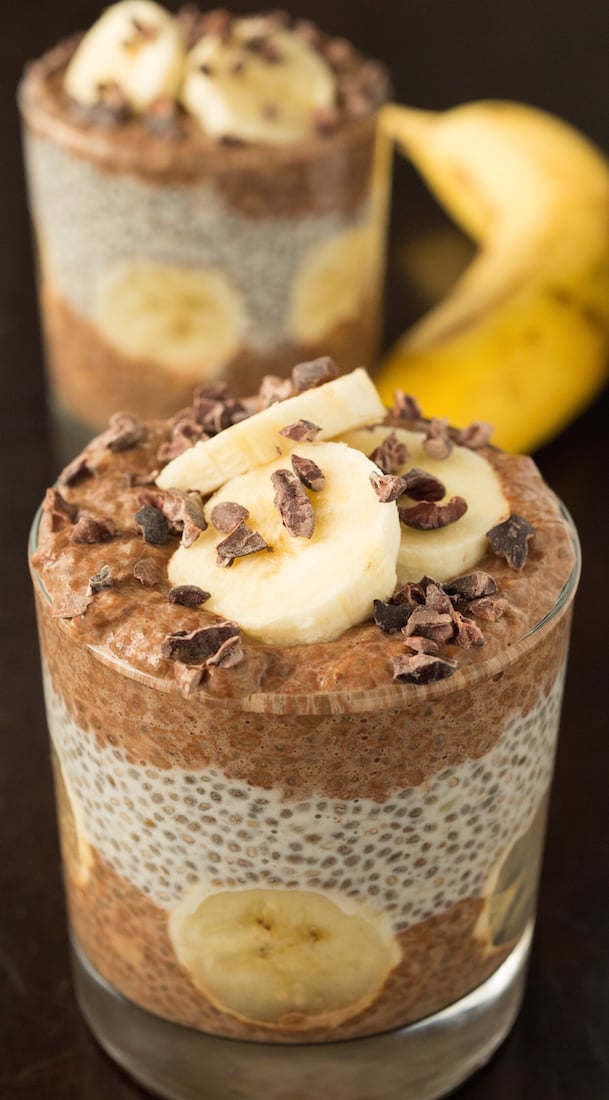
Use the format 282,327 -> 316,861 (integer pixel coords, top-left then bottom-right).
19,61 -> 391,458
29,503 -> 580,1100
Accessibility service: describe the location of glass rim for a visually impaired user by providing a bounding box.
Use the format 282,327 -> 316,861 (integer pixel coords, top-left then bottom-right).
29,501 -> 581,716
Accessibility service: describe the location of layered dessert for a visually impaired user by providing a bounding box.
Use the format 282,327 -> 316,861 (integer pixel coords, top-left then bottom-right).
31,363 -> 577,1050
20,2 -> 390,443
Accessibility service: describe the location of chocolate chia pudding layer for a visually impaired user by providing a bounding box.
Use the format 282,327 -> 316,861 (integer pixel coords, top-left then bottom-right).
20,7 -> 391,435
30,369 -> 578,1044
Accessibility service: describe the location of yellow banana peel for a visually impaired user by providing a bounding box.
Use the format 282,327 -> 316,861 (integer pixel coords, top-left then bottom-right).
377,101 -> 609,452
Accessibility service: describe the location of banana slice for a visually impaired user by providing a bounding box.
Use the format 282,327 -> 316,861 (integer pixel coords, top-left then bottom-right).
337,426 -> 509,583
169,886 -> 400,1027
52,750 -> 93,889
94,262 -> 245,380
475,800 -> 547,952
64,1 -> 186,112
182,19 -> 336,144
290,223 -> 383,344
167,441 -> 400,645
157,368 -> 386,494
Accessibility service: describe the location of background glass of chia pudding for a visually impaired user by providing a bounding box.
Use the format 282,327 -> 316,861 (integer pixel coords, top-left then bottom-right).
18,17 -> 391,459
29,499 -> 580,1100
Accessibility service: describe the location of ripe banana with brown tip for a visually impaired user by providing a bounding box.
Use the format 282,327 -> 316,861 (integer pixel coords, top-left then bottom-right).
377,100 -> 609,452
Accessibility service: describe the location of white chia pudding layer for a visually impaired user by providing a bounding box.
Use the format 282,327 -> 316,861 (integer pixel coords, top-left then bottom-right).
46,665 -> 565,930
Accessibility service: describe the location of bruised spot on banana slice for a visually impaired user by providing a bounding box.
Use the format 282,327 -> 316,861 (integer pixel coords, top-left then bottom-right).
51,749 -> 93,889
182,18 -> 336,144
169,886 -> 401,1028
475,798 -> 548,955
94,262 -> 246,380
64,1 -> 186,112
290,223 -> 383,344
337,425 -> 508,584
167,441 -> 401,645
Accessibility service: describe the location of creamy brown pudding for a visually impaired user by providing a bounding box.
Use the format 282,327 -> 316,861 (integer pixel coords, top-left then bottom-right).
30,364 -> 577,1046
20,3 -> 390,444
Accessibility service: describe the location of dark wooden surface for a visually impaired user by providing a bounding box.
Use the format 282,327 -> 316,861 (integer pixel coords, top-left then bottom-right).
2,2 -> 609,1097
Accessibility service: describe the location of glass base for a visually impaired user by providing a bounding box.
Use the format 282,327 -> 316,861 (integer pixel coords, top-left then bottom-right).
71,924 -> 532,1100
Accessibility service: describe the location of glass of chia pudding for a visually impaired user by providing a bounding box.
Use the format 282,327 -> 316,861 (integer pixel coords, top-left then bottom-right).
29,362 -> 579,1100
19,3 -> 391,457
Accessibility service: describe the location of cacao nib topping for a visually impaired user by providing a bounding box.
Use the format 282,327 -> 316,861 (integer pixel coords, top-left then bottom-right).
157,413 -> 207,462
369,471 -> 407,503
423,418 -> 453,461
161,621 -> 240,665
404,608 -> 455,646
291,356 -> 338,393
133,559 -> 162,587
258,374 -> 293,408
168,585 -> 211,608
181,493 -> 208,548
391,581 -> 426,607
278,419 -> 321,442
271,469 -> 315,538
392,653 -> 457,684
401,467 -> 446,502
103,411 -> 145,452
144,96 -> 181,138
399,496 -> 468,530
125,469 -> 160,487
43,488 -> 78,531
128,15 -> 159,43
294,18 -> 323,49
87,564 -> 112,595
210,501 -> 249,533
58,455 -> 91,488
291,454 -> 325,492
216,521 -> 270,567
444,571 -> 497,600
52,593 -> 91,619
487,513 -> 536,570
325,35 -> 354,66
80,84 -> 130,126
314,105 -> 340,134
451,610 -> 485,648
192,383 -> 246,435
373,598 -> 413,634
403,635 -> 440,656
392,390 -> 423,422
220,134 -> 246,147
206,634 -> 245,669
71,512 -> 115,544
174,663 -> 206,694
423,582 -> 453,615
465,595 -> 508,621
456,421 -> 494,449
142,489 -> 207,548
369,431 -> 409,475
195,7 -> 233,43
134,504 -> 169,545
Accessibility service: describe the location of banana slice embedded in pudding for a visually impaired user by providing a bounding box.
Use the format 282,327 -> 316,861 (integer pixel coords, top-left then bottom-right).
94,262 -> 246,380
169,886 -> 400,1028
290,223 -> 383,344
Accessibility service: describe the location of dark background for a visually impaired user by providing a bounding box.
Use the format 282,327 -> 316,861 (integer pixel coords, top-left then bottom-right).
2,2 -> 609,1097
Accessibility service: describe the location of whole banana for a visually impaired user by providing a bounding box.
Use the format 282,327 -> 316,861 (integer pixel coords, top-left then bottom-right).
377,101 -> 609,452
